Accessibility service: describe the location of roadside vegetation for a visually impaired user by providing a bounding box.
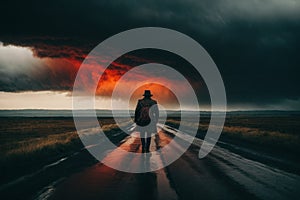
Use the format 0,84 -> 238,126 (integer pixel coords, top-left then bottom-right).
0,118 -> 127,184
166,116 -> 300,159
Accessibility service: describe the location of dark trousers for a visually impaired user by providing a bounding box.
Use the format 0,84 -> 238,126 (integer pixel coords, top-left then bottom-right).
138,126 -> 157,152
141,133 -> 151,152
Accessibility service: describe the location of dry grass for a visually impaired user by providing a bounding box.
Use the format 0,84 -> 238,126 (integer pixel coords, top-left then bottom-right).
222,126 -> 300,149
4,131 -> 79,157
0,118 -> 130,160
166,117 -> 300,154
0,117 -> 131,183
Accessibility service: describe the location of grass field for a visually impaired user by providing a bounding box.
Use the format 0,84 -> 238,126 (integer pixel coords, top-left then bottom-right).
166,116 -> 300,160
0,117 -> 125,184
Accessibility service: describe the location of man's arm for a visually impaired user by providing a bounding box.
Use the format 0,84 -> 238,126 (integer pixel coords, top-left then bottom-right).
152,101 -> 159,123
134,100 -> 141,123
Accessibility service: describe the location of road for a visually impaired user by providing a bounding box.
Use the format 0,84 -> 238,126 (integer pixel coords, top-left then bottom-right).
2,124 -> 300,200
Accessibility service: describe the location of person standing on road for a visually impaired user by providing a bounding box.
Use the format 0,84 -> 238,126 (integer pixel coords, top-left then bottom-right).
134,90 -> 159,153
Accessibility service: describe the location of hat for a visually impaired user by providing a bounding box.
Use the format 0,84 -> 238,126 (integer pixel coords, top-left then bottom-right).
143,90 -> 153,97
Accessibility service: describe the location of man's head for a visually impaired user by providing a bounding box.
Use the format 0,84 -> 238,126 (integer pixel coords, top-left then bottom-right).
143,90 -> 153,98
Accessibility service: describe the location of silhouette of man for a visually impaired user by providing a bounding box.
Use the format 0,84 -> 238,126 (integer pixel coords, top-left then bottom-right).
134,90 -> 159,153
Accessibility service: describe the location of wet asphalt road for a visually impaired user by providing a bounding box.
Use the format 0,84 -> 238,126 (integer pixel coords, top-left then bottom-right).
2,125 -> 300,200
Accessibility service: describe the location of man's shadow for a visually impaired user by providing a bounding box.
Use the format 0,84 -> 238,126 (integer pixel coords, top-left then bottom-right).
136,169 -> 158,199
131,153 -> 157,199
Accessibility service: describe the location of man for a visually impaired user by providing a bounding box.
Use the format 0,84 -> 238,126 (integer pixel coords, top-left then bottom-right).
134,90 -> 159,153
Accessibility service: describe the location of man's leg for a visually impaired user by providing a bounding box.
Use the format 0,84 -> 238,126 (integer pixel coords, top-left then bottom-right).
145,133 -> 151,152
140,131 -> 146,152
141,138 -> 145,152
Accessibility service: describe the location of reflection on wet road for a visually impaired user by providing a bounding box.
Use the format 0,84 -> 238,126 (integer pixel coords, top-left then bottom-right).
49,128 -> 178,200
47,125 -> 300,200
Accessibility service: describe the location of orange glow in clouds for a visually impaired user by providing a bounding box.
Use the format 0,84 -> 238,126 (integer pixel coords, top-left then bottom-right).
42,52 -> 190,109
129,83 -> 180,109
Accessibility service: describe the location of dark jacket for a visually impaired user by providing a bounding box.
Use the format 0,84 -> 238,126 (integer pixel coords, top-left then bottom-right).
134,97 -> 159,130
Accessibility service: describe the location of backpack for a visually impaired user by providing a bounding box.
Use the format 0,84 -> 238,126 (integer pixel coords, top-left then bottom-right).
137,102 -> 151,126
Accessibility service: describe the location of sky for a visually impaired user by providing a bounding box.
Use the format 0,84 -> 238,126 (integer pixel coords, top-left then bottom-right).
0,0 -> 299,110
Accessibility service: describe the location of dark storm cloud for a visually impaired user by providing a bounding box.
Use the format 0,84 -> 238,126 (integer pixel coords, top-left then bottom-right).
0,0 -> 300,108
